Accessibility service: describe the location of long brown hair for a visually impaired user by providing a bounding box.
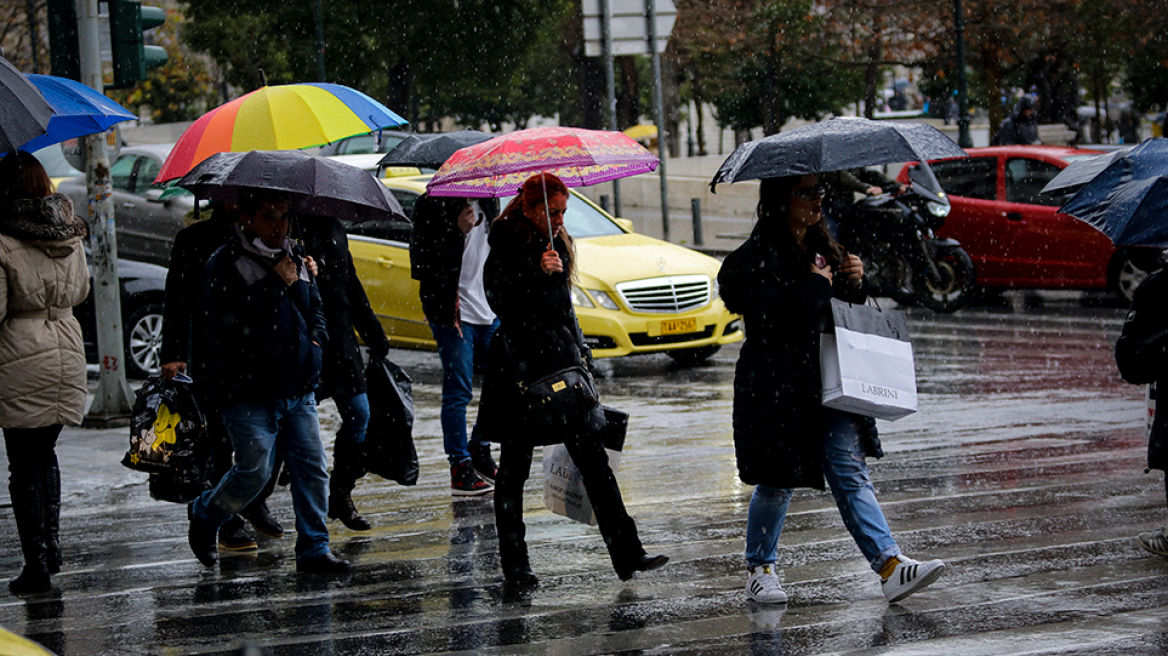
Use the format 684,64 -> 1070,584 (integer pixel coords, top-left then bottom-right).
497,172 -> 577,279
0,151 -> 53,205
757,175 -> 843,267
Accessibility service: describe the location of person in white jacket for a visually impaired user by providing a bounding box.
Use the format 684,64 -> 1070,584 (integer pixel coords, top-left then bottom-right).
0,151 -> 90,595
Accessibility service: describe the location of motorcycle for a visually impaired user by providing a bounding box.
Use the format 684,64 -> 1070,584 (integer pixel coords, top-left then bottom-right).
833,162 -> 975,313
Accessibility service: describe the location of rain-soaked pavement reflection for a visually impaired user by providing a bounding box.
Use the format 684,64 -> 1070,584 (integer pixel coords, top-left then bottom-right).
2,291 -> 1167,655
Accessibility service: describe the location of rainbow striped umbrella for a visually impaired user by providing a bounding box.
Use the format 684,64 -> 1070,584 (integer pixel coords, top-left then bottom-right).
425,126 -> 658,198
156,83 -> 407,183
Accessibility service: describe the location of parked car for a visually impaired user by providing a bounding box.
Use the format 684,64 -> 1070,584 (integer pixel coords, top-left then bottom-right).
77,251 -> 167,379
315,129 -> 413,156
897,145 -> 1157,304
57,144 -> 197,267
347,175 -> 743,363
29,144 -> 83,189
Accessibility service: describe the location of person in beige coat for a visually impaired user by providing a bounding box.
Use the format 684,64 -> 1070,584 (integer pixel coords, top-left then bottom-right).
0,151 -> 89,595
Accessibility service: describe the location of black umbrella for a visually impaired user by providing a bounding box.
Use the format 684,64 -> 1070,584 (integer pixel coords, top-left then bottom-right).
1039,146 -> 1135,196
176,150 -> 408,223
0,56 -> 54,154
376,129 -> 493,169
710,117 -> 968,191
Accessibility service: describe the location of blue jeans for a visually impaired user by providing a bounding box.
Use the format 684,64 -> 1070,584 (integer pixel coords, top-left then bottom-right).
191,392 -> 331,559
430,318 -> 498,466
745,410 -> 900,573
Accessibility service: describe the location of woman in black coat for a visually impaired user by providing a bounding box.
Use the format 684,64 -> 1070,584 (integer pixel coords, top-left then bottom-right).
718,174 -> 944,605
478,173 -> 667,585
298,216 -> 392,530
1114,266 -> 1168,558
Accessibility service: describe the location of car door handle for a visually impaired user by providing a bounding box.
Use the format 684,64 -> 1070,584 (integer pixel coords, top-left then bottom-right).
1005,212 -> 1023,221
376,256 -> 395,268
122,201 -> 136,209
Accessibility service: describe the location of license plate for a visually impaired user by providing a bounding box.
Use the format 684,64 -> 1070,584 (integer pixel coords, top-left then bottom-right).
661,317 -> 698,335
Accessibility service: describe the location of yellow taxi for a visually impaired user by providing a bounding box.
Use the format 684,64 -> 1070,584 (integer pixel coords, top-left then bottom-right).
342,174 -> 743,363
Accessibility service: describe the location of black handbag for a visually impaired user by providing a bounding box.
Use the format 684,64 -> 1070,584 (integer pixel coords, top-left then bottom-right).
363,355 -> 419,486
519,365 -> 600,430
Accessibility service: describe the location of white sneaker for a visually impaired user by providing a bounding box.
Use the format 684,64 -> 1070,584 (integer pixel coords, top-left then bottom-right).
746,565 -> 788,604
881,556 -> 945,603
1138,528 -> 1168,557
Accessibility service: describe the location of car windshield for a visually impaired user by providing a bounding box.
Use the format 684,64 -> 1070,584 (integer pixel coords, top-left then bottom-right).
498,192 -> 625,238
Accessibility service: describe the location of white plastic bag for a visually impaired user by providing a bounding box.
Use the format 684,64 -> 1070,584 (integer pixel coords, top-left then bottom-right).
820,299 -> 918,420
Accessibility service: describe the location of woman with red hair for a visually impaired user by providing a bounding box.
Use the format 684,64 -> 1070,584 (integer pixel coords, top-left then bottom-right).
478,172 -> 667,585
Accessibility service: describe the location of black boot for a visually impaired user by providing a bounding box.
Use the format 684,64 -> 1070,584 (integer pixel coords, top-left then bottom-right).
43,458 -> 62,574
187,503 -> 219,567
328,478 -> 371,531
240,499 -> 284,539
9,475 -> 51,594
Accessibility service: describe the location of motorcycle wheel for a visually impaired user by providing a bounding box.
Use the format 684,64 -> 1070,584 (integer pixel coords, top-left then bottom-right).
913,247 -> 975,313
854,243 -> 913,303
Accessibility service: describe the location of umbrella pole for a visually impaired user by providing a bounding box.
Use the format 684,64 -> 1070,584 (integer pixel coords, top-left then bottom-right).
540,172 -> 553,244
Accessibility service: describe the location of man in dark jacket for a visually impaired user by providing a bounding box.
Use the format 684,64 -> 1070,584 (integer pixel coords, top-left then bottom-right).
1115,266 -> 1168,558
186,189 -> 349,574
410,194 -> 499,496
993,94 -> 1041,146
298,215 -> 392,529
160,203 -> 284,552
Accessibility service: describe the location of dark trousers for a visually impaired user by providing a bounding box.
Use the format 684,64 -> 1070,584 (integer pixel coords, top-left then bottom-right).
4,425 -> 63,575
494,424 -> 645,574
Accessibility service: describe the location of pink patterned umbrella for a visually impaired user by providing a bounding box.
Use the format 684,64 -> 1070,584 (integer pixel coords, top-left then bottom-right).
425,126 -> 659,198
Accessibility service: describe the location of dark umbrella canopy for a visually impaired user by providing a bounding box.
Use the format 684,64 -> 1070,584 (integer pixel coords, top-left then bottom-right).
377,130 -> 492,169
1046,138 -> 1168,204
710,117 -> 968,191
0,56 -> 54,154
1039,146 -> 1134,196
177,150 -> 408,223
1062,174 -> 1168,247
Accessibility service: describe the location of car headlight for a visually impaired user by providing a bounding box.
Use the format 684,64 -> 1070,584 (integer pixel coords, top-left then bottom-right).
926,201 -> 950,217
570,286 -> 595,308
588,289 -> 621,311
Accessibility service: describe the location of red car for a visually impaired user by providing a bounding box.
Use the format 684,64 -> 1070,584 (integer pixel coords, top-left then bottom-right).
898,145 -> 1155,303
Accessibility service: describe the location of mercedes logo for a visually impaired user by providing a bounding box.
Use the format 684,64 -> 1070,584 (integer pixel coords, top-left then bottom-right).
656,256 -> 667,272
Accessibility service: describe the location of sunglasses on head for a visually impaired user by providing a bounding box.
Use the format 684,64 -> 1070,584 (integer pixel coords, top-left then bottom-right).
792,186 -> 827,201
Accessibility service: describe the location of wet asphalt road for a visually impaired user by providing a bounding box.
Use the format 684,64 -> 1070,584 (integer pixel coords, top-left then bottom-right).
2,291 -> 1167,655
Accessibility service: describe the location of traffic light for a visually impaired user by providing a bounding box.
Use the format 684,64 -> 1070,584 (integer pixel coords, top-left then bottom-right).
108,0 -> 168,89
46,0 -> 80,81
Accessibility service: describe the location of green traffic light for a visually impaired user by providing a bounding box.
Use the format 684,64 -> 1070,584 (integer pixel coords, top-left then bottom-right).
108,0 -> 168,89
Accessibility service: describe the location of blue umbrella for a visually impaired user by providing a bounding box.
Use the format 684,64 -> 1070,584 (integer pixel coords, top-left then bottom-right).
1052,138 -> 1168,205
1062,174 -> 1168,247
10,74 -> 136,153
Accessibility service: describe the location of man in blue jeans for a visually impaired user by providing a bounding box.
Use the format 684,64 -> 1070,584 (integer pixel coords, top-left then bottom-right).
411,193 -> 499,496
187,189 -> 349,573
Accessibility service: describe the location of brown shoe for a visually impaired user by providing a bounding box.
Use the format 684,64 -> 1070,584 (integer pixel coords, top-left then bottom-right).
328,483 -> 372,531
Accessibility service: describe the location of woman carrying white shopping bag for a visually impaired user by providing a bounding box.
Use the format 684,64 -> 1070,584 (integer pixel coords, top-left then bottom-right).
717,174 -> 945,605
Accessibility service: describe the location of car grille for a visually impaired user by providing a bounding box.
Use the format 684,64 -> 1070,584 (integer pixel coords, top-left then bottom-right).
615,275 -> 711,313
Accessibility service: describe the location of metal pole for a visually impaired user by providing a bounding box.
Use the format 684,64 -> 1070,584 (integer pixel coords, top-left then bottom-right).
646,0 -> 670,241
600,0 -> 620,216
78,0 -> 133,422
954,0 -> 973,148
691,198 -> 703,246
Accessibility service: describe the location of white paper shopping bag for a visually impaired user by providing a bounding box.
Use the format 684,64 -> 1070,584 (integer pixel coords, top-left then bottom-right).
820,299 -> 918,420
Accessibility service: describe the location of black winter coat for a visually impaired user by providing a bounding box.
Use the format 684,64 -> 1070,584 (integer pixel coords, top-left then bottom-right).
203,234 -> 328,407
299,216 -> 390,399
476,216 -> 594,443
718,222 -> 880,490
409,194 -> 499,326
1115,267 -> 1168,471
160,216 -> 237,382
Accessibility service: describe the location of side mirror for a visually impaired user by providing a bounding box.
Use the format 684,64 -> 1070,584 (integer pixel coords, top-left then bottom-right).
144,188 -> 167,204
614,218 -> 634,233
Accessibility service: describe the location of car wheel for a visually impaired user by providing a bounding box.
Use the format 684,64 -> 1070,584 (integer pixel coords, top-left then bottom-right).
665,345 -> 721,366
1109,251 -> 1148,306
124,303 -> 164,379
